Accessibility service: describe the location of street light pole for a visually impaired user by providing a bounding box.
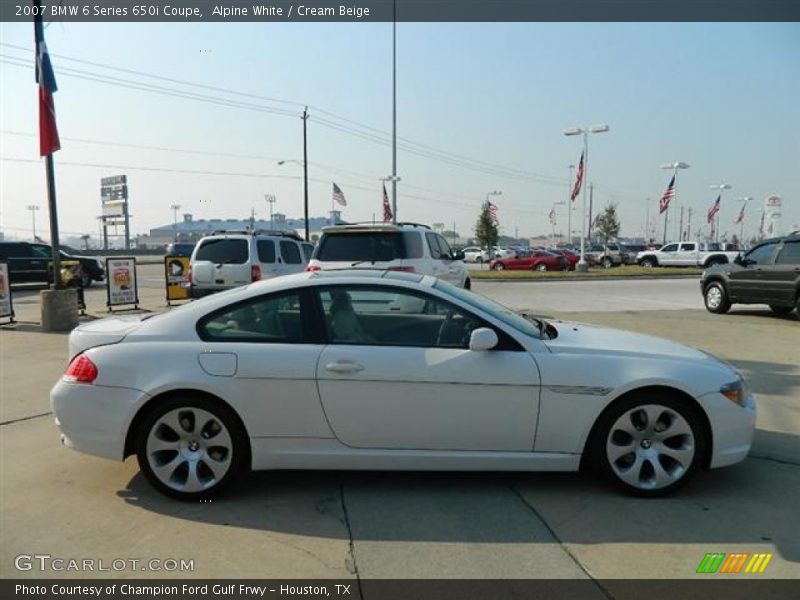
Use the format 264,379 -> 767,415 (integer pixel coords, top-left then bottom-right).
26,204 -> 40,241
564,124 -> 609,271
567,164 -> 575,246
659,162 -> 690,245
391,0 -> 398,223
169,203 -> 181,241
710,184 -> 732,243
303,107 -> 309,240
265,194 -> 277,230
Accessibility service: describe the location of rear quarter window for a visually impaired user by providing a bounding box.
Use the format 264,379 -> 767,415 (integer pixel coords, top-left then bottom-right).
194,239 -> 249,264
257,240 -> 276,263
280,241 -> 302,264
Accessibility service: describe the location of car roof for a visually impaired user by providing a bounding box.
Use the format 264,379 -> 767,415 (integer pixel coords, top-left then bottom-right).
320,222 -> 431,233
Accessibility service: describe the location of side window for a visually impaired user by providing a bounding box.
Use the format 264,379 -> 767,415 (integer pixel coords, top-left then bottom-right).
31,245 -> 52,258
402,232 -> 424,259
199,292 -> 304,342
257,240 -> 276,263
301,243 -> 314,262
745,242 -> 778,265
318,286 -> 482,349
436,235 -> 453,259
661,244 -> 678,252
775,242 -> 800,265
280,241 -> 302,264
681,243 -> 696,251
425,232 -> 443,259
1,244 -> 30,258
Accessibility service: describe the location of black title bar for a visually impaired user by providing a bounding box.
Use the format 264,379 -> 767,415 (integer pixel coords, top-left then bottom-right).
2,0 -> 799,22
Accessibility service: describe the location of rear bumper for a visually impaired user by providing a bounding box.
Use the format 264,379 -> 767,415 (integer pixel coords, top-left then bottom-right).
51,380 -> 149,461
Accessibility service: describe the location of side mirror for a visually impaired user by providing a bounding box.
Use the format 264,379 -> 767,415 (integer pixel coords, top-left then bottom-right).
451,250 -> 465,261
469,327 -> 498,351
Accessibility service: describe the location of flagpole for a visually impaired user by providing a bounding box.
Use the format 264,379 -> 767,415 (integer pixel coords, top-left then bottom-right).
45,153 -> 62,288
303,106 -> 309,241
567,164 -> 574,246
391,0 -> 397,224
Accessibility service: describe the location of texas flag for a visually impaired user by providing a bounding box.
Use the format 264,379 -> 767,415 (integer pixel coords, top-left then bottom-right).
34,7 -> 60,156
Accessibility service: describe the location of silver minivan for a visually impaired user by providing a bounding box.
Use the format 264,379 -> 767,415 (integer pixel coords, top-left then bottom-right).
189,230 -> 313,297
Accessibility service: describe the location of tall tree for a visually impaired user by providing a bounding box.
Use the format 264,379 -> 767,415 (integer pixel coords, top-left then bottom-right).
595,203 -> 621,246
474,204 -> 498,251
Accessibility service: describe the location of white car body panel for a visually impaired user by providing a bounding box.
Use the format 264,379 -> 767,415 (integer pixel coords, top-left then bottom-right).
316,345 -> 540,451
51,272 -> 755,481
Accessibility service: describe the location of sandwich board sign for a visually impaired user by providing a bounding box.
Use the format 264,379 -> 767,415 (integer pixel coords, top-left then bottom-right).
106,257 -> 139,311
0,262 -> 14,323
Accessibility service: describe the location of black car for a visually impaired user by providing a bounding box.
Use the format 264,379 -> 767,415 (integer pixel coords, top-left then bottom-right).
700,231 -> 800,315
0,242 -> 105,288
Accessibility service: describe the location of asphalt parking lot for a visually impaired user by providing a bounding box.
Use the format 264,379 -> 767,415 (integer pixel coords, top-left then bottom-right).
1,266 -> 798,582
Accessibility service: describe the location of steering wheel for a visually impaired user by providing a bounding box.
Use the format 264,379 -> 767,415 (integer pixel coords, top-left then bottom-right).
435,309 -> 456,346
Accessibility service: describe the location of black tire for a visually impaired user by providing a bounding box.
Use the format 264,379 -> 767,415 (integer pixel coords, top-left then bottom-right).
602,257 -> 613,269
705,258 -> 725,268
640,257 -> 658,268
135,395 -> 248,501
769,305 -> 793,316
703,282 -> 731,314
534,263 -> 548,272
492,263 -> 505,271
80,272 -> 93,288
589,391 -> 708,497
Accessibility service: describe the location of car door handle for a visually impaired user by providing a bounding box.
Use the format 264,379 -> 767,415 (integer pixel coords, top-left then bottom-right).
325,361 -> 365,373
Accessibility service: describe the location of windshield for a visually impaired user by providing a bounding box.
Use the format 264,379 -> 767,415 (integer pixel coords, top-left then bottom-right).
434,279 -> 544,339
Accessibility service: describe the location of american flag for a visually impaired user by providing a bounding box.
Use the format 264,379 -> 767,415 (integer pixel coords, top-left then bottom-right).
707,195 -> 721,223
734,203 -> 746,225
332,182 -> 347,206
570,151 -> 584,202
659,176 -> 675,214
487,201 -> 498,224
548,208 -> 556,225
34,5 -> 60,156
382,183 -> 393,222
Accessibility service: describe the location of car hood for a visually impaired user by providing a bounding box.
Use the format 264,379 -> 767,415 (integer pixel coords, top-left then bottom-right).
543,320 -> 710,362
68,315 -> 148,359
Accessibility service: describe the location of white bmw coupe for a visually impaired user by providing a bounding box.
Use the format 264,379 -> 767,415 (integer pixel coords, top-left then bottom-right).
52,270 -> 755,500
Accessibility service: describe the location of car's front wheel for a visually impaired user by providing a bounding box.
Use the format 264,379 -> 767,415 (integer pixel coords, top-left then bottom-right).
492,263 -> 504,271
534,263 -> 548,272
704,282 -> 731,314
135,396 -> 248,501
640,258 -> 657,268
592,393 -> 707,497
769,305 -> 794,316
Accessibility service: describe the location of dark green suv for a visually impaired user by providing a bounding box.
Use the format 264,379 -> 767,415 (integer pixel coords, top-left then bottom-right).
700,232 -> 800,315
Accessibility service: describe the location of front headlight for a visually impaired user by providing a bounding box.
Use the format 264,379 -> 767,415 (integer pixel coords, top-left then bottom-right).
720,379 -> 747,407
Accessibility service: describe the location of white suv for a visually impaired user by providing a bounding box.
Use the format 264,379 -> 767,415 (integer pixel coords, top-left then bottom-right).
189,230 -> 314,297
307,223 -> 470,288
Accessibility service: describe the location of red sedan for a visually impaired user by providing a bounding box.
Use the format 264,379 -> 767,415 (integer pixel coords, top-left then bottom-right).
489,250 -> 569,272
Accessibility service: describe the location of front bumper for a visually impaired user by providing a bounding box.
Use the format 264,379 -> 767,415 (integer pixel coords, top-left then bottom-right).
697,391 -> 757,468
51,379 -> 149,461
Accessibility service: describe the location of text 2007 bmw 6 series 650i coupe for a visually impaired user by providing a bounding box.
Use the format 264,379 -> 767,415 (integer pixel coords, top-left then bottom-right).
51,270 -> 755,500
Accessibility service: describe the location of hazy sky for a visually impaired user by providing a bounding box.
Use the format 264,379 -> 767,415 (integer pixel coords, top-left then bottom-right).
1,21 -> 798,243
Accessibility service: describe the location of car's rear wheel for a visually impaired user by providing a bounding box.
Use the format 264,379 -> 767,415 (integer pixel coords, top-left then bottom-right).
535,263 -> 548,272
477,257 -> 483,264
602,257 -> 613,269
640,258 -> 657,268
704,282 -> 731,314
769,305 -> 794,316
492,263 -> 504,271
135,396 -> 248,501
592,393 -> 707,497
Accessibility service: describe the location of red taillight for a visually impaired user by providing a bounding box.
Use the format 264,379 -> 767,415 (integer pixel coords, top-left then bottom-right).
64,354 -> 98,384
184,264 -> 193,284
251,264 -> 262,281
387,266 -> 416,273
305,265 -> 321,272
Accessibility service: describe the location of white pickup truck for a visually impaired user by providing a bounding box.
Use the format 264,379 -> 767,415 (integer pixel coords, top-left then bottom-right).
636,241 -> 740,268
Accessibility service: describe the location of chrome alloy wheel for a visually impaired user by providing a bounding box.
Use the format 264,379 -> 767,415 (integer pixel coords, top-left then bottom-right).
705,286 -> 723,310
145,407 -> 233,493
605,404 -> 695,491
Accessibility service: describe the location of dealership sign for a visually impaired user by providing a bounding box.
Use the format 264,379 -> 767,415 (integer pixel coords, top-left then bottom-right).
106,257 -> 139,310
